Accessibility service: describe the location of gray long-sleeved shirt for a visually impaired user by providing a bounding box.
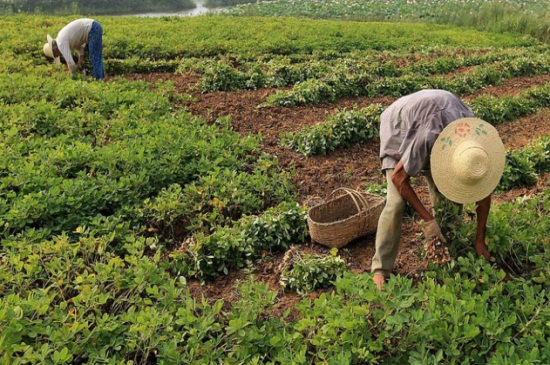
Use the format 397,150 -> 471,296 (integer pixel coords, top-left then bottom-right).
379,89 -> 474,176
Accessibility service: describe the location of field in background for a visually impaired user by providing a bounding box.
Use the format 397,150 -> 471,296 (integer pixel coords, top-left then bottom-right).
1,8 -> 550,365
229,0 -> 550,43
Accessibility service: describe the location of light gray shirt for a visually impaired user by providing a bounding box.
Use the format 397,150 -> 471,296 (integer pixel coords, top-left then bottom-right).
56,18 -> 94,73
379,89 -> 474,176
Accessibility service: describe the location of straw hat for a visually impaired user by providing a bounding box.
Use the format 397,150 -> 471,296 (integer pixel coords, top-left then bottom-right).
43,34 -> 61,64
431,118 -> 505,204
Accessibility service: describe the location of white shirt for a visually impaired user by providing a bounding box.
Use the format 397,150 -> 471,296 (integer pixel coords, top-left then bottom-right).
56,18 -> 94,73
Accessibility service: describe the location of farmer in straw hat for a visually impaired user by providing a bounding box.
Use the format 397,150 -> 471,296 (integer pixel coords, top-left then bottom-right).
372,89 -> 505,290
43,18 -> 104,80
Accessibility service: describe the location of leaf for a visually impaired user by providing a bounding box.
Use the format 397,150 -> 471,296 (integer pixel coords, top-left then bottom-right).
463,325 -> 481,339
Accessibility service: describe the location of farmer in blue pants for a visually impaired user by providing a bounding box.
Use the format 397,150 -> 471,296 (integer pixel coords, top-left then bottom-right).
43,18 -> 105,80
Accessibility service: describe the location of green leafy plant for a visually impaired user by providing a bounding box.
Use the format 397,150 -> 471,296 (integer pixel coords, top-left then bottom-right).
176,201 -> 308,279
279,247 -> 348,294
498,134 -> 550,191
280,104 -> 384,155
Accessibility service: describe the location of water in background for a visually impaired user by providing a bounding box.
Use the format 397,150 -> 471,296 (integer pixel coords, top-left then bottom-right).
133,0 -> 229,17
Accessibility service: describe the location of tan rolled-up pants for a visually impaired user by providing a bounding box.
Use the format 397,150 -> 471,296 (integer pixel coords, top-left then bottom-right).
371,169 -> 444,276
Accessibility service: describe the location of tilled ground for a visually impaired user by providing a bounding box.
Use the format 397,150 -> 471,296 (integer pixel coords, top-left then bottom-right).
119,72 -> 550,315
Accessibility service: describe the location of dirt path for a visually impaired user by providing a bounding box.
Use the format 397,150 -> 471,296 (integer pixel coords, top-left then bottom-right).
119,72 -> 550,313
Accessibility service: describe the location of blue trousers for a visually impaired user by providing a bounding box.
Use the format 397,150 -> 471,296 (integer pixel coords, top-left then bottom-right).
88,21 -> 104,80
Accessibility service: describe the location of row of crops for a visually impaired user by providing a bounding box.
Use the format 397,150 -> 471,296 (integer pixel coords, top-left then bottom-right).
262,50 -> 550,107
1,13 -> 549,364
281,82 -> 550,156
174,46 -> 545,97
106,45 -> 550,109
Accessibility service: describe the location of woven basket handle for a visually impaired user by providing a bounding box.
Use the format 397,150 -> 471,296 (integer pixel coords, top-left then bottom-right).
330,188 -> 371,216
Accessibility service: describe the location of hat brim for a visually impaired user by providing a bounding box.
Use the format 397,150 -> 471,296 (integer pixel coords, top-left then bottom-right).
431,118 -> 505,204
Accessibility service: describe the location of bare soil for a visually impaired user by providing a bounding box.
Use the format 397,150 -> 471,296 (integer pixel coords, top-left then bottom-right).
118,72 -> 550,315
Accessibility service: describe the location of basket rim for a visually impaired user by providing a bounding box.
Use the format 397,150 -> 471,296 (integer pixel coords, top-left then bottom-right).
307,190 -> 384,226
306,190 -> 385,248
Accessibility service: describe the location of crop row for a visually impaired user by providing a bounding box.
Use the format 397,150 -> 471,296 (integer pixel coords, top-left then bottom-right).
107,45 -> 492,79
280,104 -> 384,156
139,156 -> 296,238
170,201 -> 308,279
105,45 -> 544,91
184,46 -> 546,93
3,16 -> 535,77
281,83 -> 550,156
263,50 -> 550,107
499,134 -> 550,192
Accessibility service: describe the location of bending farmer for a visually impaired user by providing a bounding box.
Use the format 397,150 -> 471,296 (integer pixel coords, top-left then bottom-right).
372,89 -> 505,290
43,18 -> 105,80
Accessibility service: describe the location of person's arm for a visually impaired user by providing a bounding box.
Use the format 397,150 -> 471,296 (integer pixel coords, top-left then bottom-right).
391,160 -> 432,221
474,195 -> 491,259
391,160 -> 446,242
57,43 -> 79,73
77,46 -> 85,68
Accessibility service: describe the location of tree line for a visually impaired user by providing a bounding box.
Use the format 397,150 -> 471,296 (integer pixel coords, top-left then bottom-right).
0,0 -> 195,15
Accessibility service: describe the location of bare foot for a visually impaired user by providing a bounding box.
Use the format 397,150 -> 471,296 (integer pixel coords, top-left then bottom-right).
475,241 -> 491,260
373,273 -> 386,290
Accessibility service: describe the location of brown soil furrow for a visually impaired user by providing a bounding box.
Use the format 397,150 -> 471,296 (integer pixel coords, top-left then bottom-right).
497,107 -> 550,149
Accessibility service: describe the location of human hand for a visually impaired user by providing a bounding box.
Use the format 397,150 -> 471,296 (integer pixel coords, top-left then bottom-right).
423,219 -> 446,243
372,272 -> 386,291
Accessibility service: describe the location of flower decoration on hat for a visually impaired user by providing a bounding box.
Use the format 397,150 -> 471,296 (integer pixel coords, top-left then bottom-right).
454,122 -> 471,138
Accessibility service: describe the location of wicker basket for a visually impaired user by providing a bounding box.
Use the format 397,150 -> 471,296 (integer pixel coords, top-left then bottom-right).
307,188 -> 384,248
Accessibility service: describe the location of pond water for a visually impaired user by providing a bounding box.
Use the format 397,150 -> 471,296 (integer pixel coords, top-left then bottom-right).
133,0 -> 230,17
